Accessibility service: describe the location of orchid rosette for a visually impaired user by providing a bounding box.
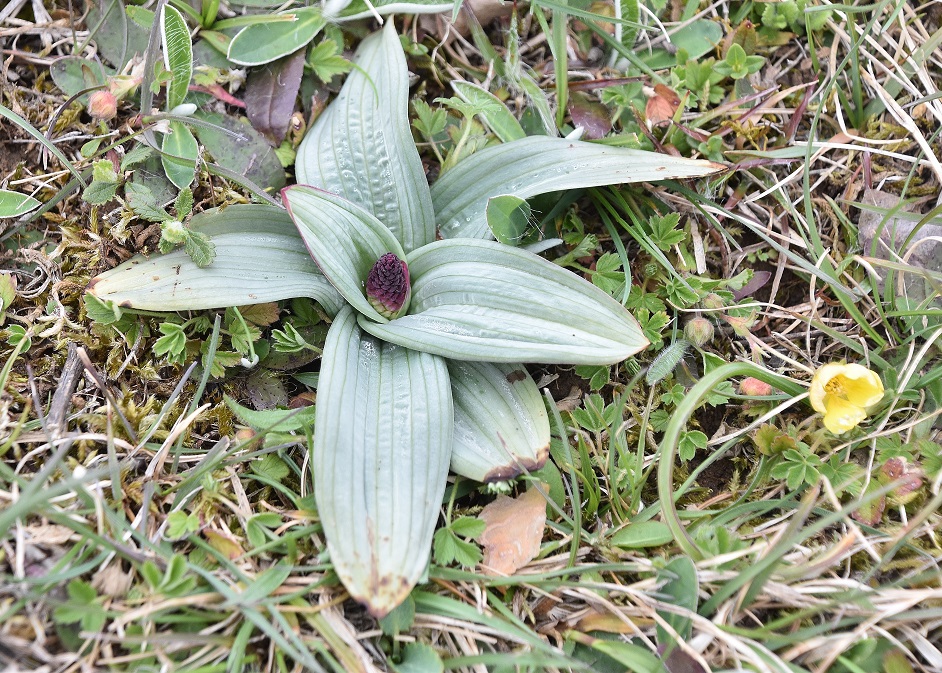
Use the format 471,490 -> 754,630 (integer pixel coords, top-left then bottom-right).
88,24 -> 723,615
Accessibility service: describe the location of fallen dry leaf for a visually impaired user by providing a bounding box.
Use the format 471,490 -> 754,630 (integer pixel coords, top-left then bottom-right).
478,486 -> 546,576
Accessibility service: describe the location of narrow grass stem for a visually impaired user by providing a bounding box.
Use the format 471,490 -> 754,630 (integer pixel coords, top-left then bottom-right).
658,362 -> 807,559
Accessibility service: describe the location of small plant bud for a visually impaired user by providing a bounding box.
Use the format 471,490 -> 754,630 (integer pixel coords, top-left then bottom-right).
701,293 -> 725,310
740,377 -> 772,396
366,252 -> 411,319
161,219 -> 187,245
88,90 -> 118,120
684,317 -> 714,347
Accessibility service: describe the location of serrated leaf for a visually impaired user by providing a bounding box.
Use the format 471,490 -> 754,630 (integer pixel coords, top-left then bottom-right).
87,205 -> 344,315
313,307 -> 453,617
282,185 -> 404,324
227,7 -> 325,66
183,230 -> 215,267
295,23 -> 435,253
245,49 -> 306,144
161,121 -> 199,189
449,361 -> 550,482
450,516 -> 486,539
432,136 -> 725,240
451,80 -> 525,143
161,5 -> 192,111
0,189 -> 41,218
359,239 -> 649,365
306,39 -> 352,83
124,182 -> 170,222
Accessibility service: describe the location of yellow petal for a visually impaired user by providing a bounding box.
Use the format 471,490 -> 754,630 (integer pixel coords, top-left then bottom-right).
822,395 -> 867,435
809,363 -> 844,413
840,369 -> 884,408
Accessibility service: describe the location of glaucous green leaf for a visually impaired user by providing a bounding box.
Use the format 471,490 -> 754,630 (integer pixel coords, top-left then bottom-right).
282,185 -> 404,324
449,361 -> 550,483
313,307 -> 453,617
226,7 -> 325,66
161,5 -> 192,111
87,205 -> 344,315
295,22 -> 435,253
431,136 -> 725,239
0,190 -> 40,218
161,121 -> 198,189
358,239 -> 649,365
325,0 -> 452,22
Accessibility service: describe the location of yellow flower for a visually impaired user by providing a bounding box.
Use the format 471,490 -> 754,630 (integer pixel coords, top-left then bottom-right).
809,363 -> 884,435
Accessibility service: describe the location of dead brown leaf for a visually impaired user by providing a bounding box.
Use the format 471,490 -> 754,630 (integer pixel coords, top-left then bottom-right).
478,486 -> 546,576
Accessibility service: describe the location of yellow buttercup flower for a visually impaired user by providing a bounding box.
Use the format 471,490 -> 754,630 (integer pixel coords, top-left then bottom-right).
809,363 -> 884,435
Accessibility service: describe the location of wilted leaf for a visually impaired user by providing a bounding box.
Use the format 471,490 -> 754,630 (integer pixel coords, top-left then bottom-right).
194,112 -> 286,192
645,84 -> 681,125
204,529 -> 244,559
245,49 -> 306,145
568,91 -> 611,139
478,486 -> 546,575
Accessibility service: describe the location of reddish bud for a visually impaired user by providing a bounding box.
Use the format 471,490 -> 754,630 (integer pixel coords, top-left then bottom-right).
684,317 -> 714,347
88,90 -> 118,120
366,253 -> 411,319
740,377 -> 772,396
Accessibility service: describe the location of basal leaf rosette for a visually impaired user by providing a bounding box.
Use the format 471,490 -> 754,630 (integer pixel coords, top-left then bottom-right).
281,186 -> 650,365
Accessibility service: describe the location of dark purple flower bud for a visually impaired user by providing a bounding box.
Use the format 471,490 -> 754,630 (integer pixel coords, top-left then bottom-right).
366,252 -> 411,319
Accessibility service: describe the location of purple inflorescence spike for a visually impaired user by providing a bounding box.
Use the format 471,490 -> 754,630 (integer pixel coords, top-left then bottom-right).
366,252 -> 411,319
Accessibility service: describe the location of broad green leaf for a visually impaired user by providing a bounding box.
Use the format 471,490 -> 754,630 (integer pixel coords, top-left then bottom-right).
295,23 -> 435,253
0,189 -> 40,218
225,394 -> 316,432
609,520 -> 673,548
390,642 -> 444,673
193,111 -> 285,192
87,204 -> 344,315
655,556 -> 698,645
359,239 -> 649,365
227,7 -> 325,67
161,121 -> 198,189
326,0 -> 452,22
432,136 -> 725,239
282,185 -> 404,324
485,195 -> 531,245
313,307 -> 453,617
161,5 -> 192,111
449,361 -> 550,483
451,80 -> 525,143
49,57 -> 107,101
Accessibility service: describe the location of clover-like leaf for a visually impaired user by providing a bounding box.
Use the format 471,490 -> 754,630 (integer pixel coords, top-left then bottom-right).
314,307 -> 452,616
358,239 -> 649,365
